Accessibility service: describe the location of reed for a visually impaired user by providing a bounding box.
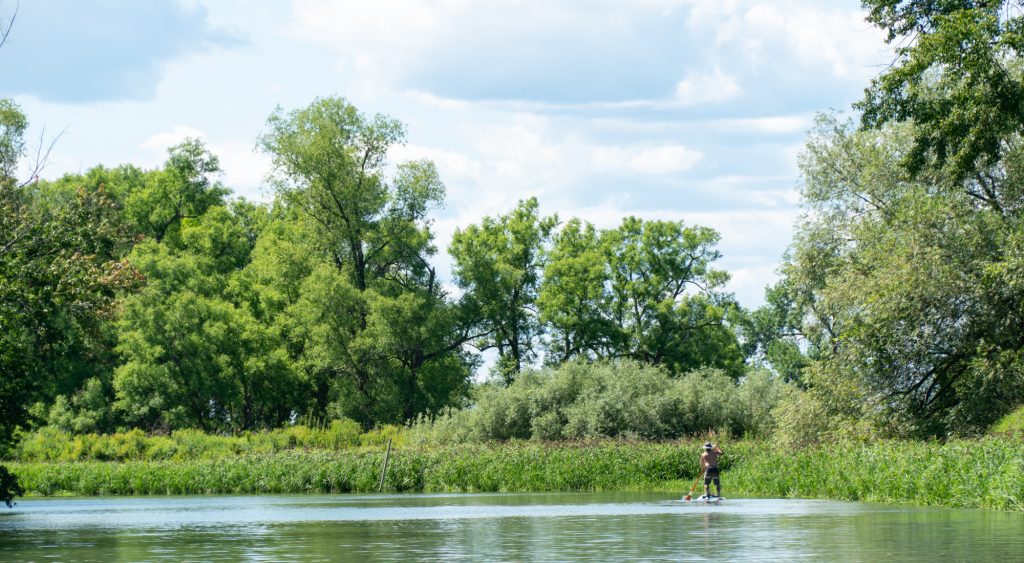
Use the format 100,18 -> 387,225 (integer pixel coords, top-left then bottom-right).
727,438 -> 1024,511
9,438 -> 1023,510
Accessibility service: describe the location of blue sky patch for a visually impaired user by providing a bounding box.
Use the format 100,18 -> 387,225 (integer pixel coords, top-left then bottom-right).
1,0 -> 241,103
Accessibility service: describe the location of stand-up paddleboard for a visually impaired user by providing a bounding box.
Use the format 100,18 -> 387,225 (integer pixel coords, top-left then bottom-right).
695,495 -> 723,503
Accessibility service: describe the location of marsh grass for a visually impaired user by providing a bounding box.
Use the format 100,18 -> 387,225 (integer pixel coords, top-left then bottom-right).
727,438 -> 1024,511
9,438 -> 1023,510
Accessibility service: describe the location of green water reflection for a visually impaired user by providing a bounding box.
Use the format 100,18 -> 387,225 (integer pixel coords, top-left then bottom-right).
1,492 -> 1021,561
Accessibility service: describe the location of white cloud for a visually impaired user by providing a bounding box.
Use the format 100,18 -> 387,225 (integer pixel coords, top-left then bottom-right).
593,144 -> 703,175
287,0 -> 450,84
214,142 -> 273,200
141,125 -> 207,152
685,0 -> 887,80
722,115 -> 812,135
727,264 -> 781,307
675,67 -> 741,105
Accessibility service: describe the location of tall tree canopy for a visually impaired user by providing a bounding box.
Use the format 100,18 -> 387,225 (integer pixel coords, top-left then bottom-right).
539,216 -> 743,377
257,96 -> 475,424
780,115 -> 1024,436
859,0 -> 1024,181
0,100 -> 137,504
450,197 -> 557,382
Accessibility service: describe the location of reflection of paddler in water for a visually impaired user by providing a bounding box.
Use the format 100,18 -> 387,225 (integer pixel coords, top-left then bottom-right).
700,442 -> 723,499
697,511 -> 722,553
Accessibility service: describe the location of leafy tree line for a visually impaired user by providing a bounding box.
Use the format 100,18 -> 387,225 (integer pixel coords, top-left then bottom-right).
452,200 -> 744,383
0,96 -> 752,453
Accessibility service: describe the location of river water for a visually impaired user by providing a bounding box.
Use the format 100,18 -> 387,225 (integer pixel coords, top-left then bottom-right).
1,492 -> 1022,561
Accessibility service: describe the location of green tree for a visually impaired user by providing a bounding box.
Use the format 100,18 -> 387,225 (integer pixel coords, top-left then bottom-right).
0,98 -> 27,185
113,205 -> 299,431
601,217 -> 742,376
259,97 -> 441,293
124,139 -> 228,245
538,218 -> 619,363
0,101 -> 136,505
450,197 -> 558,382
538,216 -> 743,376
739,280 -> 810,383
257,96 -> 474,425
25,166 -> 145,423
783,115 -> 1024,436
859,0 -> 1024,181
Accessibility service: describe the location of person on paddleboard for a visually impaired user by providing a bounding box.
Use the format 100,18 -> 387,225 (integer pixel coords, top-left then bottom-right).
700,442 -> 723,499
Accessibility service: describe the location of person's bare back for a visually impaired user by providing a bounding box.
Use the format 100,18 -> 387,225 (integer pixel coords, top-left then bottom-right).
699,443 -> 723,497
700,449 -> 721,470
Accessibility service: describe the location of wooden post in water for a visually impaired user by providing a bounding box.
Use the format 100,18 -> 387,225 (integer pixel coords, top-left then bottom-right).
378,437 -> 393,493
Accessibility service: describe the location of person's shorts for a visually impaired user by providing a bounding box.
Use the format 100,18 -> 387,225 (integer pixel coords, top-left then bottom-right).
704,466 -> 720,484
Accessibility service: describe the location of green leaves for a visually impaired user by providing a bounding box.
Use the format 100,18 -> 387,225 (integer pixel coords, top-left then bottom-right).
253,97 -> 473,424
782,114 -> 1024,436
538,215 -> 742,376
1,94 -> 763,447
124,139 -> 228,245
0,98 -> 27,183
859,1 -> 1024,181
450,197 -> 557,381
113,200 -> 301,432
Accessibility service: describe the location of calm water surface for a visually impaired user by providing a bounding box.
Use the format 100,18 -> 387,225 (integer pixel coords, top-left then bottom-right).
1,492 -> 1022,562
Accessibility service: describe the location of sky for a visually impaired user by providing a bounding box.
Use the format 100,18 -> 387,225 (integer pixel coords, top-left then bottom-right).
1,0 -> 890,308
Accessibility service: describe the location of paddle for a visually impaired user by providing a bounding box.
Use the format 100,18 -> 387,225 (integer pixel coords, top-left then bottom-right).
683,469 -> 705,501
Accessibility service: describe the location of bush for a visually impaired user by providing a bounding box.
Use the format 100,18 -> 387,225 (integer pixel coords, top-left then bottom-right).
771,386 -> 832,448
45,378 -> 114,435
360,424 -> 405,448
6,417 -> 390,463
15,426 -> 74,462
409,360 -> 786,443
327,419 -> 363,448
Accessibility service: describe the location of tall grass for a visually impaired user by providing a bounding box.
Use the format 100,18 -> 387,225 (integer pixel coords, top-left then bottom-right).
11,421 -> 404,463
9,442 -> 705,496
992,405 -> 1024,436
728,438 -> 1024,511
9,438 -> 1023,510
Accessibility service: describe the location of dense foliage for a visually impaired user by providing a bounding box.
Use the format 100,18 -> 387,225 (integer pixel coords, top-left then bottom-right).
0,95 -> 751,504
749,1 -> 1024,440
12,422 -> 398,463
413,361 -> 781,443
0,95 -> 748,438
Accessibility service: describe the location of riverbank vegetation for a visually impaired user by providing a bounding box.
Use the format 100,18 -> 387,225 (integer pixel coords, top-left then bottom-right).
4,1 -> 1024,509
8,438 -> 1023,511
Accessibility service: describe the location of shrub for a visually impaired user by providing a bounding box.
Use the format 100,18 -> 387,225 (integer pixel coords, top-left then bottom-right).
327,419 -> 363,448
408,360 -> 786,443
771,386 -> 832,448
360,424 -> 405,448
15,427 -> 73,462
